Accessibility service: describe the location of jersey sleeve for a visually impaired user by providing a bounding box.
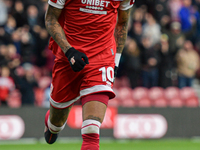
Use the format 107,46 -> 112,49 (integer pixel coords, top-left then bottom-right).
48,0 -> 66,9
119,0 -> 135,10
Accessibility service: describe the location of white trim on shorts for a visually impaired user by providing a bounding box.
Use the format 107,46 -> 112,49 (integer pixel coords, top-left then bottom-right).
49,85 -> 114,109
80,85 -> 114,97
49,96 -> 81,109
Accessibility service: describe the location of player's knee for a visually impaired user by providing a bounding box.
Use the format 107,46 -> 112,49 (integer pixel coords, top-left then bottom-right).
81,119 -> 101,135
48,118 -> 66,134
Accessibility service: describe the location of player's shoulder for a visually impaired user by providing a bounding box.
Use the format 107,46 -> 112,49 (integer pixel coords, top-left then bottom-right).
48,0 -> 66,9
120,0 -> 135,4
119,0 -> 135,10
121,0 -> 135,3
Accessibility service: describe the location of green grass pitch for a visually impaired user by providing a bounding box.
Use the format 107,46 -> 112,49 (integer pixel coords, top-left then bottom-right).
1,139 -> 200,150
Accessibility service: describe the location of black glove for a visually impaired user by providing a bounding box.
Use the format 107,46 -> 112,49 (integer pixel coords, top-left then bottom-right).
65,47 -> 89,72
114,66 -> 118,78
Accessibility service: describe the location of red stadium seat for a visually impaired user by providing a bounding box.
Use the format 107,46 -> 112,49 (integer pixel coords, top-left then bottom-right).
180,87 -> 197,101
120,76 -> 131,88
132,87 -> 148,101
165,87 -> 180,100
108,98 -> 119,107
153,98 -> 168,107
148,87 -> 164,101
120,98 -> 137,107
113,77 -> 131,90
168,98 -> 183,107
116,87 -> 136,107
116,87 -> 132,101
137,98 -> 152,107
185,97 -> 199,107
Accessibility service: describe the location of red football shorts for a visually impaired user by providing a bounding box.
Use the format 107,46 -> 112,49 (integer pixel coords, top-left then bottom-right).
49,59 -> 115,109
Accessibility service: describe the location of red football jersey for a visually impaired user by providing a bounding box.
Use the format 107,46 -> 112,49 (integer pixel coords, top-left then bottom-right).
48,0 -> 134,64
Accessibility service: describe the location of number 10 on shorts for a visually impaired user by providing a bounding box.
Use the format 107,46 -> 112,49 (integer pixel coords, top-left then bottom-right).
99,67 -> 114,83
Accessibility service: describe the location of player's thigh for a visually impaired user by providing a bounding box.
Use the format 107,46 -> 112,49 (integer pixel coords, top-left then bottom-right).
50,60 -> 82,108
82,101 -> 107,123
49,105 -> 72,127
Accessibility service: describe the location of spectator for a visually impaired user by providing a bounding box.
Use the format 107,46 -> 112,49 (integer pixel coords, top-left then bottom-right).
0,45 -> 9,66
128,22 -> 143,46
122,39 -> 141,89
141,36 -> 160,88
179,0 -> 200,32
0,0 -> 8,26
0,66 -> 15,106
162,21 -> 185,54
154,0 -> 169,22
132,7 -> 146,24
3,0 -> 13,14
142,13 -> 161,47
168,0 -> 182,21
20,26 -> 34,63
158,34 -> 175,88
7,44 -> 20,69
13,0 -> 27,28
176,40 -> 200,88
26,5 -> 39,29
4,16 -> 16,35
1,16 -> 17,44
15,63 -> 38,105
11,29 -> 21,54
0,27 -> 11,45
34,28 -> 49,67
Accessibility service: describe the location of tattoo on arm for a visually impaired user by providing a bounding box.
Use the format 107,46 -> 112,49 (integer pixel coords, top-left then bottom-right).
45,5 -> 71,53
114,8 -> 131,53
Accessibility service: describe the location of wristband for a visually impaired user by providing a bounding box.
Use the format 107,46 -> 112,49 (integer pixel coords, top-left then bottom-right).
115,53 -> 121,67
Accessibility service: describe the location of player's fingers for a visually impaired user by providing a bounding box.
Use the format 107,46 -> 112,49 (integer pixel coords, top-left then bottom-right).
82,55 -> 89,64
78,58 -> 87,67
73,62 -> 85,72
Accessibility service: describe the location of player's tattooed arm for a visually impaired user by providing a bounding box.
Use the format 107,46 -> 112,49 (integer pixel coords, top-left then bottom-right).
114,6 -> 131,53
45,5 -> 71,53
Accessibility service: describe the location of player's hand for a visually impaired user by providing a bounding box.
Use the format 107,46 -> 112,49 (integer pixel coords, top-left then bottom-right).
65,47 -> 89,72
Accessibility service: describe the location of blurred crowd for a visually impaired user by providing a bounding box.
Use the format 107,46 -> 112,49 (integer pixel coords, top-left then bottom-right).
0,0 -> 53,107
0,0 -> 200,107
118,0 -> 200,90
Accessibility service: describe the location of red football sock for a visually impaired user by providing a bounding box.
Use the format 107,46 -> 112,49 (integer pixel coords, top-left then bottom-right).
81,119 -> 101,150
81,133 -> 99,150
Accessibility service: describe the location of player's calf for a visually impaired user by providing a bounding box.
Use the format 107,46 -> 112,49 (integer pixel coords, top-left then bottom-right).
44,110 -> 66,144
81,119 -> 101,150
